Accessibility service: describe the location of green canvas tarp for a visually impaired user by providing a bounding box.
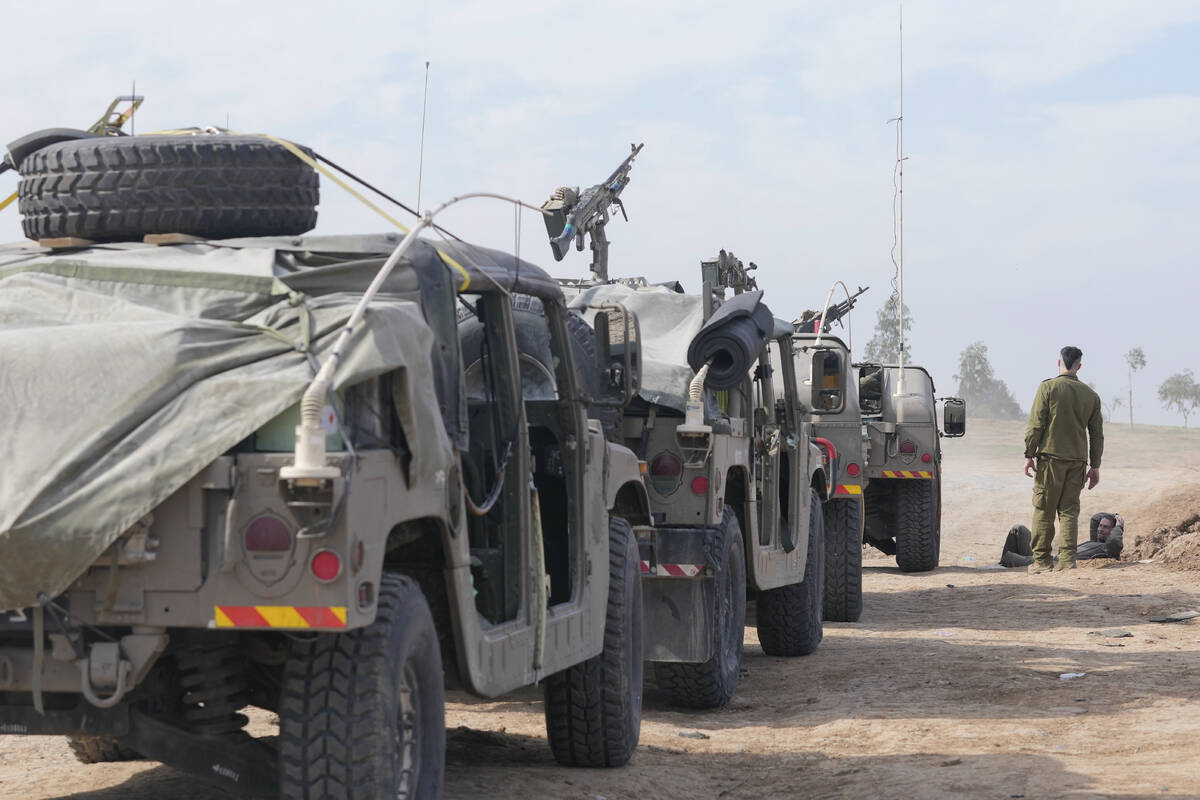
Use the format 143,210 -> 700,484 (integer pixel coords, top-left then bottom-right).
0,235 -> 463,611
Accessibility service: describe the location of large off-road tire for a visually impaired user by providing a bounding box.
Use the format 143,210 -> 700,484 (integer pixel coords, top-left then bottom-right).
544,517 -> 643,767
66,734 -> 141,763
894,477 -> 941,573
756,496 -> 825,656
17,134 -> 318,242
279,574 -> 444,800
823,497 -> 864,622
653,506 -> 746,709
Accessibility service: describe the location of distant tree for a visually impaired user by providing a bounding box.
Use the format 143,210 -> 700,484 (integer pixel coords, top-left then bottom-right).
1125,347 -> 1147,429
1157,370 -> 1200,429
954,341 -> 1023,420
864,294 -> 913,363
1101,394 -> 1124,423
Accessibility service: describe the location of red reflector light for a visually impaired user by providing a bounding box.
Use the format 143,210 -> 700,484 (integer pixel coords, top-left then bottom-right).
846,462 -> 860,477
244,516 -> 292,552
311,550 -> 342,582
691,476 -> 709,495
922,453 -> 932,463
899,440 -> 917,454
651,452 -> 683,476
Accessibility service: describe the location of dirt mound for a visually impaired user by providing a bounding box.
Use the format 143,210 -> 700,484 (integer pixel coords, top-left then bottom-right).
1153,531 -> 1200,569
1119,485 -> 1200,567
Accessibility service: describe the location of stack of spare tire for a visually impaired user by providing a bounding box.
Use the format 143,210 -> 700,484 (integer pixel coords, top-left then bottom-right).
12,131 -> 319,241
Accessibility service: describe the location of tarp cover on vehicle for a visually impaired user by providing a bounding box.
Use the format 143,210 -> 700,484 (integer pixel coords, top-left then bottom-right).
565,284 -> 779,412
0,234 -> 531,611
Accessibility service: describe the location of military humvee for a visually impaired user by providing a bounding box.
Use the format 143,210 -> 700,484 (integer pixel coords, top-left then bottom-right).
0,132 -> 649,798
856,363 -> 965,572
792,330 -> 867,621
557,252 -> 830,710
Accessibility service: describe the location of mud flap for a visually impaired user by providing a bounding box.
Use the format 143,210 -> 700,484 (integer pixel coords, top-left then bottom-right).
639,527 -> 716,663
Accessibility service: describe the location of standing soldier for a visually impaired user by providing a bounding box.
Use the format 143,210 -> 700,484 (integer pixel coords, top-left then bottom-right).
1023,346 -> 1104,572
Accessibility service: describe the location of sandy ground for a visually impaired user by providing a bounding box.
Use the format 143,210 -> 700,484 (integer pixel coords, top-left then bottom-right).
3,419 -> 1200,799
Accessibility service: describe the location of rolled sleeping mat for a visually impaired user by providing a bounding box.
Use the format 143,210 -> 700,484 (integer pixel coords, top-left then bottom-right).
686,289 -> 776,390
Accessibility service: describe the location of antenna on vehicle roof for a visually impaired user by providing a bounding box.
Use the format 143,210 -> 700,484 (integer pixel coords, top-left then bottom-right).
416,61 -> 431,211
894,3 -> 908,396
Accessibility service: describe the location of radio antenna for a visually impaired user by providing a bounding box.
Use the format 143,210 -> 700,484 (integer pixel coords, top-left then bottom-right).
416,61 -> 431,211
894,3 -> 908,396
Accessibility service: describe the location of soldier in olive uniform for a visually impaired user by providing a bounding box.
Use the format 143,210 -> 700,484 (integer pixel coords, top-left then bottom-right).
1022,346 -> 1103,572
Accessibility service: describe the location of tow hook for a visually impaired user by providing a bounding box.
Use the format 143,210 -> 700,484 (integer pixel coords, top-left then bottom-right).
79,642 -> 132,709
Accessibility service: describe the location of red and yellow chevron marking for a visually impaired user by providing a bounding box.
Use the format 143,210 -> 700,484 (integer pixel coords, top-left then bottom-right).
834,484 -> 863,496
881,470 -> 932,479
214,606 -> 347,629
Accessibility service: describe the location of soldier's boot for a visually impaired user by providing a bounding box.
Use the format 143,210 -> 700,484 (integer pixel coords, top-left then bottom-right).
1029,562 -> 1055,574
1053,560 -> 1077,571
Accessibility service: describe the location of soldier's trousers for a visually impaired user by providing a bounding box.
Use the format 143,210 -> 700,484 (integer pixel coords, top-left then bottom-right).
1031,457 -> 1087,565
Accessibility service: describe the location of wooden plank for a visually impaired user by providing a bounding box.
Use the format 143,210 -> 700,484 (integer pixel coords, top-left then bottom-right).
39,237 -> 95,249
143,233 -> 204,245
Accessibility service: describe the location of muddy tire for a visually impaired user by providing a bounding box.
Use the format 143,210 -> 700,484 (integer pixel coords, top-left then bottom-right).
544,517 -> 643,767
823,497 -> 864,622
66,734 -> 141,763
757,496 -> 824,656
279,573 -> 444,799
17,134 -> 318,242
894,478 -> 940,573
653,506 -> 746,709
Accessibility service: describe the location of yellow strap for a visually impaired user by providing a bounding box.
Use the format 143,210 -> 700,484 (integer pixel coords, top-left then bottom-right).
0,191 -> 17,212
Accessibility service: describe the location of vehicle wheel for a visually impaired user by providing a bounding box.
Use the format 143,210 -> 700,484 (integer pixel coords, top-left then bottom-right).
279,573 -> 444,799
66,734 -> 141,763
756,495 -> 824,656
823,497 -> 863,622
653,506 -> 746,709
17,134 -> 318,242
894,478 -> 940,572
544,516 -> 643,767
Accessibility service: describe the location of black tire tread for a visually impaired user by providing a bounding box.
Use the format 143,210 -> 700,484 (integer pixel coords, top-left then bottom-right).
653,506 -> 746,709
894,479 -> 940,573
544,517 -> 642,767
823,497 -> 864,622
278,573 -> 444,799
17,135 -> 318,242
757,497 -> 824,656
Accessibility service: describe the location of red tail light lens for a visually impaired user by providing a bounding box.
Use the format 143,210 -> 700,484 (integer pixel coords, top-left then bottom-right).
899,440 -> 917,454
846,462 -> 860,477
922,453 -> 932,463
311,550 -> 342,582
244,515 -> 292,552
691,476 -> 709,495
651,452 -> 683,476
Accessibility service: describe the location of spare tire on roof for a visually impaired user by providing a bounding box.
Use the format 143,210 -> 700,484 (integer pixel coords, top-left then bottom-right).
16,134 -> 319,242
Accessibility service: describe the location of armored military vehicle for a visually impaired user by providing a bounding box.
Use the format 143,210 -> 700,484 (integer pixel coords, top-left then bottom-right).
0,131 -> 650,797
856,362 -> 965,571
539,152 -> 831,709
794,286 -> 966,593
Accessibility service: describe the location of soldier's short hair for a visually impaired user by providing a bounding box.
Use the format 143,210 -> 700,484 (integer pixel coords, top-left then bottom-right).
1061,346 -> 1083,370
1099,513 -> 1116,526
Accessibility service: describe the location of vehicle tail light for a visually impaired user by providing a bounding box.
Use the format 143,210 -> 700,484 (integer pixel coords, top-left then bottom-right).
691,476 -> 709,495
651,452 -> 682,476
899,440 -> 917,454
244,515 -> 292,552
846,462 -> 860,477
922,453 -> 932,463
311,549 -> 342,582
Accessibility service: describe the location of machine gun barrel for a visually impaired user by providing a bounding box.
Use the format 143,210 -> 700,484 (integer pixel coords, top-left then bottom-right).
544,143 -> 643,281
820,284 -> 869,329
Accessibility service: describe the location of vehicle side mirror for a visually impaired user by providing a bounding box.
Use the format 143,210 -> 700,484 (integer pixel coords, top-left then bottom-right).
810,349 -> 845,414
593,305 -> 640,405
942,397 -> 966,437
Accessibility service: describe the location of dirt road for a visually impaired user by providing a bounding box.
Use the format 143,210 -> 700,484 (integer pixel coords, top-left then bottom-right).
4,420 -> 1199,799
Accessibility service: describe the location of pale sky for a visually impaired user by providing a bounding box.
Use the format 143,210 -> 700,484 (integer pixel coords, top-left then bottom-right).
5,1 -> 1198,426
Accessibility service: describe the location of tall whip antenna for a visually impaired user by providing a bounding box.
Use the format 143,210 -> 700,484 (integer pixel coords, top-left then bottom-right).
416,61 -> 431,211
894,3 -> 908,396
